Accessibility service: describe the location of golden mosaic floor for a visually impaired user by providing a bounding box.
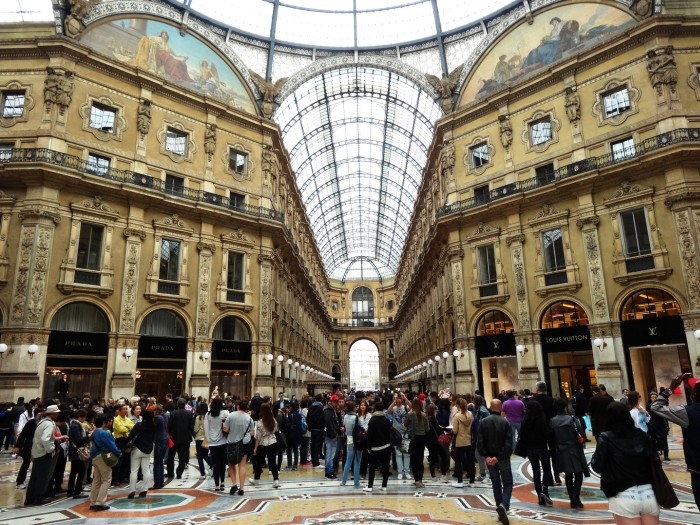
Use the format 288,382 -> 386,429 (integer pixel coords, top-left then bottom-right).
0,441 -> 696,525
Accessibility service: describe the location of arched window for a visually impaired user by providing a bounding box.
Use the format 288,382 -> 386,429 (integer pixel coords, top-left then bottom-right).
51,302 -> 110,332
352,286 -> 374,327
621,288 -> 681,320
140,309 -> 187,337
388,362 -> 397,380
476,310 -> 514,336
213,316 -> 251,341
541,301 -> 588,329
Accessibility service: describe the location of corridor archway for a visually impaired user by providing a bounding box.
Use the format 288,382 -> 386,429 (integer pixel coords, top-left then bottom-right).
349,339 -> 379,393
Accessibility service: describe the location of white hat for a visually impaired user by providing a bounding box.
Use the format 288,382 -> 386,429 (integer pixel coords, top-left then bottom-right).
45,405 -> 60,414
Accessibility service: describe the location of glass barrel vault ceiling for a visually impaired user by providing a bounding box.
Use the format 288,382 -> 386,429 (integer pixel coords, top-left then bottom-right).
275,67 -> 442,282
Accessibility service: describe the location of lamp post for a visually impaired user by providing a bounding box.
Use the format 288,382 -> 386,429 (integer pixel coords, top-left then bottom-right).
434,355 -> 441,390
442,351 -> 449,388
276,354 -> 284,395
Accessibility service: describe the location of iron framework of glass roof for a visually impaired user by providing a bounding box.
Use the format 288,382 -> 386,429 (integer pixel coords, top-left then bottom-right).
275,66 -> 442,282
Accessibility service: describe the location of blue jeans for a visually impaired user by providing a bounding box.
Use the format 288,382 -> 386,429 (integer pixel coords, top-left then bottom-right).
487,458 -> 513,510
341,443 -> 362,487
395,447 -> 408,475
509,422 -> 521,449
324,436 -> 338,475
153,439 -> 168,488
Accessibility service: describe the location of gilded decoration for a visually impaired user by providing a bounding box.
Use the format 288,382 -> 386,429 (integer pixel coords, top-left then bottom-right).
64,0 -> 101,38
0,81 -> 35,128
70,196 -> 119,220
592,77 -> 641,127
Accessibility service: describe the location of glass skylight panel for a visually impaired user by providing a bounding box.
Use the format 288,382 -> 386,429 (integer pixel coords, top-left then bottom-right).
437,0 -> 516,32
189,0 -> 273,37
2,0 -> 53,22
276,6 -> 354,47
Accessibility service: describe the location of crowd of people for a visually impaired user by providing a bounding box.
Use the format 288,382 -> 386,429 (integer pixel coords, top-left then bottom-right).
1,373 -> 698,525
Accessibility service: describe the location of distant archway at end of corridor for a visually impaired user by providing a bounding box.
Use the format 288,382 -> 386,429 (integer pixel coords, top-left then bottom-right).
349,339 -> 379,393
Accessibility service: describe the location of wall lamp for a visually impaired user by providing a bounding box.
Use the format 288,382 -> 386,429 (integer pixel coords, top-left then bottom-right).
516,344 -> 528,357
27,343 -> 39,359
286,358 -> 293,367
694,329 -> 700,340
592,337 -> 607,352
277,354 -> 284,363
265,353 -> 274,364
122,348 -> 134,362
453,349 -> 464,359
200,350 -> 211,363
0,343 -> 11,358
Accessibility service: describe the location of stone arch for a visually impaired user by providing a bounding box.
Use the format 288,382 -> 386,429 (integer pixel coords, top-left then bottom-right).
469,307 -> 517,336
611,283 -> 688,322
45,297 -> 115,333
532,295 -> 593,330
210,311 -> 256,341
211,314 -> 252,341
136,305 -> 191,337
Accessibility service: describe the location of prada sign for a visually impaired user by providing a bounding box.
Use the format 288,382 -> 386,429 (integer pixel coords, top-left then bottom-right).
540,325 -> 591,353
620,315 -> 685,347
48,330 -> 109,357
138,336 -> 187,360
212,340 -> 252,361
475,332 -> 516,358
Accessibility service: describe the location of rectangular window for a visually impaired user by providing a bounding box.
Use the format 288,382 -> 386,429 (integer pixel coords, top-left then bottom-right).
535,163 -> 555,186
158,239 -> 181,286
229,191 -> 245,209
612,137 -> 636,161
389,339 -> 395,357
2,91 -> 25,118
470,142 -> 489,168
0,142 -> 13,161
386,299 -> 394,310
229,149 -> 247,173
164,174 -> 184,195
474,185 -> 490,205
89,103 -> 116,133
86,153 -> 110,176
76,223 -> 104,270
165,128 -> 188,155
227,251 -> 244,290
333,341 -> 339,359
620,208 -> 652,258
603,86 -> 631,118
477,245 -> 497,284
530,118 -> 552,145
542,228 -> 567,285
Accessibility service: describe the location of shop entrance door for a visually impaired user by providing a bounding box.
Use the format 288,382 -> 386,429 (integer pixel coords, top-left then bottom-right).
629,344 -> 692,406
546,350 -> 596,399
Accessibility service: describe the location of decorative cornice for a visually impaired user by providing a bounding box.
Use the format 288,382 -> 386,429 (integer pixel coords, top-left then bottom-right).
18,206 -> 61,224
505,234 -> 525,246
576,215 -> 600,230
123,228 -> 147,240
664,190 -> 700,208
197,242 -> 216,253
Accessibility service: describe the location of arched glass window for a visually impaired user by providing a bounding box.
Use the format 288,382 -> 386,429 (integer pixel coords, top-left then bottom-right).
388,362 -> 397,380
476,310 -> 514,336
541,301 -> 588,329
140,310 -> 187,337
621,289 -> 681,320
352,286 -> 374,327
51,302 -> 110,332
213,316 -> 251,341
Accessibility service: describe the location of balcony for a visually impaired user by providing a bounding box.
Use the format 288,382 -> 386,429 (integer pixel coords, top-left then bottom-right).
544,271 -> 567,287
625,255 -> 655,273
157,280 -> 180,295
74,269 -> 101,286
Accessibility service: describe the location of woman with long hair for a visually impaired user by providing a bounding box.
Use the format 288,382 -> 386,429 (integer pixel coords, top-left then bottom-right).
592,401 -> 659,525
520,400 -> 554,506
341,400 -> 363,487
405,397 -> 430,488
193,402 -> 212,478
387,393 -> 410,480
357,400 -> 372,479
628,391 -> 650,433
205,397 -> 229,492
425,404 -> 449,482
363,401 -> 391,492
550,397 -> 589,509
127,409 -> 155,499
251,403 -> 280,488
451,398 -> 475,488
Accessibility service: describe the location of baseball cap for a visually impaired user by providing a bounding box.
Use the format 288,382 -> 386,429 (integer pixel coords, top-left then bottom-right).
330,394 -> 340,402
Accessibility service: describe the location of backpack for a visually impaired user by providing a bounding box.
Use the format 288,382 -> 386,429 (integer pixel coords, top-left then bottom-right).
306,404 -> 323,430
352,415 -> 368,450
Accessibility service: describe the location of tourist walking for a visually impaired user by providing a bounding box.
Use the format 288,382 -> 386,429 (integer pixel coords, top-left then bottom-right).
88,415 -> 120,511
340,400 -> 363,488
405,398 -> 430,488
193,402 -> 212,478
223,398 -> 254,495
519,400 -> 553,506
251,403 -> 280,488
67,409 -> 90,498
550,397 -> 589,509
205,397 -> 229,492
451,398 -> 475,488
127,409 -> 155,499
152,405 -> 168,489
425,404 -> 449,483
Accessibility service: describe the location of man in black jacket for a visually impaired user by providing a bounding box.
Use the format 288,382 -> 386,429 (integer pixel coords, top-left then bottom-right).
168,398 -> 194,478
477,399 -> 513,525
322,395 -> 341,479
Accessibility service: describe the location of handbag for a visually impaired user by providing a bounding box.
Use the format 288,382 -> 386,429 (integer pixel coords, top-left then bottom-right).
437,432 -> 452,448
274,430 -> 287,453
389,426 -> 403,447
353,415 -> 368,450
167,435 -> 174,449
77,445 -> 91,461
101,451 -> 119,468
514,437 -> 528,458
201,435 -> 209,449
649,453 -> 679,508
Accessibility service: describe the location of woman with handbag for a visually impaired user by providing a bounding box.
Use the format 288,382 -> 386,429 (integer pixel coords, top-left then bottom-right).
340,400 -> 363,488
425,404 -> 450,483
387,393 -> 411,480
67,409 -> 90,498
550,397 -> 590,509
405,398 -> 430,488
251,403 -> 280,488
451,398 -> 475,488
205,397 -> 229,492
127,409 -> 155,499
519,400 -> 553,506
193,402 -> 212,479
88,415 -> 120,512
591,402 -> 660,524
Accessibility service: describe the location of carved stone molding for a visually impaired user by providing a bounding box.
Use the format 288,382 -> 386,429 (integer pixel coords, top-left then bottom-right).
195,250 -> 212,337
197,242 -> 217,254
18,206 -> 61,224
123,228 -> 146,240
222,142 -> 255,181
0,80 -> 35,128
505,234 -> 525,246
576,215 -> 600,230
156,120 -> 196,164
592,77 -> 640,127
675,210 -> 700,311
510,242 -> 531,330
78,94 -> 127,142
528,204 -> 569,227
521,109 -> 561,153
581,228 -> 610,322
118,241 -> 141,332
664,190 -> 700,209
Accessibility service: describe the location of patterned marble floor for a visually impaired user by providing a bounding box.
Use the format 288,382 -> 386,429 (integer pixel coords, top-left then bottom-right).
0,440 -> 696,525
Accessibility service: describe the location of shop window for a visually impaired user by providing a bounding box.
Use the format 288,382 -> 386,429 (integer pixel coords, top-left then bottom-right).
2,90 -> 25,118
602,86 -> 630,118
226,251 -> 245,302
75,223 -> 104,285
229,149 -> 247,174
612,137 -> 636,161
476,310 -> 514,336
477,244 -> 497,297
620,207 -> 654,272
86,153 -> 110,176
530,117 -> 552,145
164,174 -> 184,196
542,228 -> 567,286
229,191 -> 245,209
541,301 -> 588,329
158,239 -> 181,295
620,288 -> 681,321
89,103 -> 116,133
165,127 -> 188,156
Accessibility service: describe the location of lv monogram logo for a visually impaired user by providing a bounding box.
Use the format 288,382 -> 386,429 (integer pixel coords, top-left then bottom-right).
648,327 -> 658,336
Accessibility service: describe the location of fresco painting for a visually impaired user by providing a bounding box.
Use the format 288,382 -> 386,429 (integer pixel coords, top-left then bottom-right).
81,18 -> 256,114
461,3 -> 636,104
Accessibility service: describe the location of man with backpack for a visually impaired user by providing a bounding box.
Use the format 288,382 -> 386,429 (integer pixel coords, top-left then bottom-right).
306,394 -> 325,469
